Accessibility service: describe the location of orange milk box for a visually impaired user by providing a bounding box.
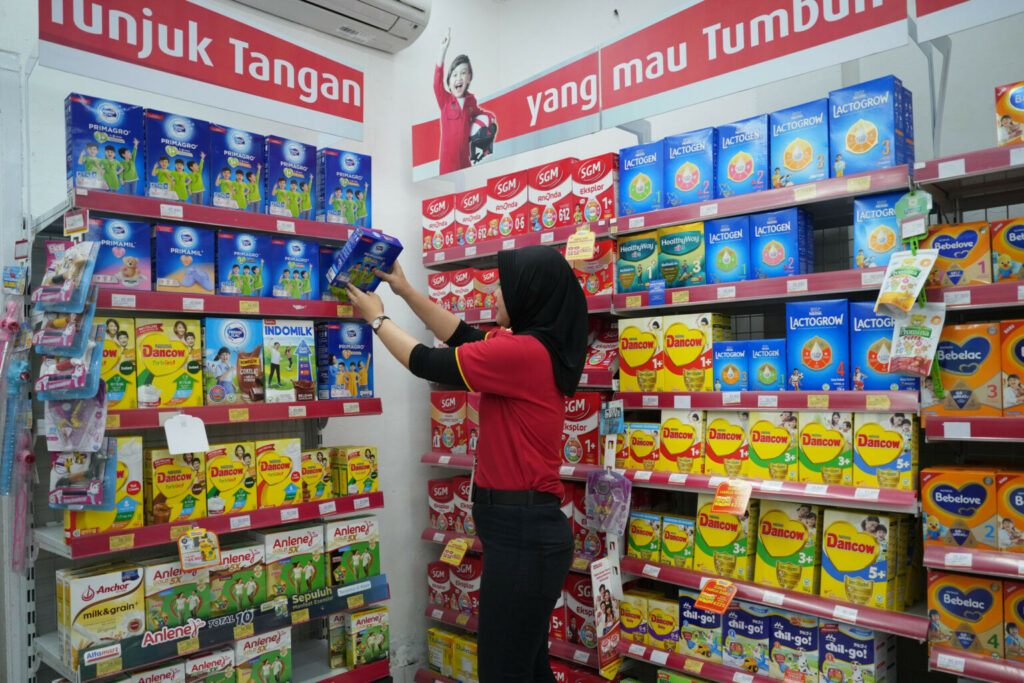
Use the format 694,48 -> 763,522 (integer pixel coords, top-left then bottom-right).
662,313 -> 731,391
991,218 -> 1024,282
1002,320 -> 1024,416
997,472 -> 1024,553
921,467 -> 999,550
923,323 -> 1002,421
703,411 -> 749,477
618,316 -> 663,391
1005,581 -> 1024,662
657,410 -> 704,473
926,571 -> 1002,658
996,81 -> 1024,146
920,222 -> 992,288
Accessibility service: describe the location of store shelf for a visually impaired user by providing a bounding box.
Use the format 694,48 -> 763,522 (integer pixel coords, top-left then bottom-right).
424,221 -> 612,267
925,279 -> 1024,311
421,452 -> 475,468
426,605 -> 478,632
35,491 -> 384,559
619,558 -> 930,640
95,288 -> 356,319
617,640 -> 774,683
36,633 -> 75,683
414,669 -> 459,683
103,398 -> 382,431
579,369 -> 616,390
421,527 -> 482,552
458,307 -> 498,325
924,416 -> 1024,443
548,638 -> 599,669
616,390 -> 918,413
915,145 -> 1024,212
923,545 -> 1024,580
293,651 -> 390,683
928,646 -> 1024,683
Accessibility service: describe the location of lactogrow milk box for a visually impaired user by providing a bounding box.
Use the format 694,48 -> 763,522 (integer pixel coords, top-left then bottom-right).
254,438 -> 302,509
217,231 -> 272,297
663,128 -> 716,205
204,441 -> 257,516
705,216 -> 750,283
748,339 -> 786,391
234,627 -> 291,683
713,340 -> 748,392
65,93 -> 144,195
849,301 -> 918,391
619,142 -> 663,215
770,99 -> 829,186
135,318 -> 203,410
144,109 -> 209,203
265,136 -> 316,219
154,225 -> 215,294
853,192 -> 901,269
749,208 -> 813,279
572,152 -> 619,222
786,299 -> 850,391
828,75 -> 910,177
317,148 -> 371,227
100,316 -> 136,410
86,217 -> 151,291
209,542 -> 265,615
257,524 -> 325,598
716,115 -> 769,197
263,319 -> 316,403
209,125 -> 264,213
528,158 -> 578,231
203,318 -> 264,406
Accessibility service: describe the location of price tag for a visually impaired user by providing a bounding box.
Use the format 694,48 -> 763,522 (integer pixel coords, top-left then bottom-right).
674,395 -> 691,409
1012,146 -> 1024,168
572,556 -> 591,571
711,479 -> 753,515
784,670 -> 807,683
465,246 -> 477,256
807,395 -> 829,408
793,184 -> 817,201
671,290 -> 690,304
733,674 -> 753,683
337,304 -> 354,317
787,278 -> 808,293
456,613 -> 471,626
866,395 -> 890,410
163,413 -> 209,455
722,391 -> 741,405
559,465 -> 575,477
239,300 -> 260,313
182,297 -> 204,311
668,473 -> 688,485
281,507 -> 300,521
628,643 -> 646,656
229,408 -> 249,422
633,470 -> 653,481
177,527 -> 220,572
628,217 -> 645,229
319,500 -> 337,515
288,405 -> 307,418
176,637 -> 199,655
343,402 -> 360,414
708,476 -> 726,488
943,290 -> 971,306
111,293 -> 136,308
573,649 -> 591,663
230,514 -> 251,530
642,563 -> 662,578
854,488 -> 880,501
717,285 -> 736,299
846,176 -> 872,192
938,158 -> 966,179
642,394 -> 659,407
441,538 -> 471,565
292,608 -> 310,624
580,373 -> 589,385
684,659 -> 703,674
276,220 -> 296,233
805,484 -> 829,496
650,649 -> 669,665
761,590 -> 785,606
625,295 -> 642,308
432,608 -> 444,620
760,480 -> 784,492
433,532 -> 446,543
109,534 -> 135,550
503,239 -> 516,249
942,422 -> 971,439
541,232 -> 555,243
106,413 -> 121,429
160,203 -> 184,218
96,658 -> 123,675
944,552 -> 972,568
832,604 -> 858,623
479,309 -> 493,320
935,652 -> 965,673
63,212 -> 86,234
860,269 -> 885,287
565,225 -> 596,261
757,395 -> 778,408
900,215 -> 928,240
354,497 -> 370,509
170,524 -> 193,541
694,578 -> 738,614
438,455 -> 451,465
347,593 -> 365,609
700,203 -> 718,217
434,251 -> 445,262
234,622 -> 254,640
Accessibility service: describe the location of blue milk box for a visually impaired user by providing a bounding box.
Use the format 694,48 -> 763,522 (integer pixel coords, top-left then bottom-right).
618,141 -> 663,215
849,301 -> 919,391
716,115 -> 769,198
153,224 -> 215,294
326,228 -> 404,293
828,75 -> 911,177
265,136 -> 317,219
722,601 -> 773,675
209,125 -> 265,213
769,99 -> 829,187
144,109 -> 209,204
713,340 -> 748,391
319,246 -> 347,302
750,208 -> 814,279
748,339 -> 787,391
705,216 -> 750,283
785,299 -> 850,391
663,127 -> 716,206
317,148 -> 372,227
203,317 -> 264,405
65,93 -> 144,195
217,231 -> 272,297
269,238 -> 319,301
85,217 -> 151,291
853,192 -> 902,269
315,321 -> 374,399
769,610 -> 819,681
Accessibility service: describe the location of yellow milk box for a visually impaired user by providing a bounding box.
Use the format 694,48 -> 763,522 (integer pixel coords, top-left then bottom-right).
427,627 -> 456,677
754,500 -> 821,595
660,515 -> 695,568
1001,320 -> 1024,416
205,441 -> 257,516
657,410 -> 704,474
620,590 -> 653,643
619,316 -> 663,391
927,571 -> 1003,658
453,634 -> 479,683
625,423 -> 661,471
331,445 -> 379,495
921,467 -> 999,550
798,411 -> 852,485
820,508 -> 896,610
135,318 -> 203,408
101,316 -> 136,409
62,563 -> 144,669
627,511 -> 662,561
646,596 -> 681,652
1005,581 -> 1024,662
144,448 -> 206,524
65,436 -> 144,539
254,438 -> 302,508
920,222 -> 992,288
852,413 -> 918,490
301,448 -> 334,502
662,312 -> 731,392
747,410 -> 799,481
694,494 -> 759,581
703,411 -> 749,477
997,81 -> 1024,146
998,472 -> 1024,552
924,322 -> 1003,421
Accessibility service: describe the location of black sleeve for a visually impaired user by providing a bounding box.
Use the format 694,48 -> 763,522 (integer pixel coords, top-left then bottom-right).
445,320 -> 487,348
409,344 -> 468,388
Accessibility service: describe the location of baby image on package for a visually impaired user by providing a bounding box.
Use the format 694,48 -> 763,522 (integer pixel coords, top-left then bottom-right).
205,441 -> 257,516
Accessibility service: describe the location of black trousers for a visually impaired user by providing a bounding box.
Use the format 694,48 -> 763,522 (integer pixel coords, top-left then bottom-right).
473,498 -> 575,682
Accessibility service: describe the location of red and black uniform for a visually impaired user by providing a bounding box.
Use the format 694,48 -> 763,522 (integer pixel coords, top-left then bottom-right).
433,65 -> 486,175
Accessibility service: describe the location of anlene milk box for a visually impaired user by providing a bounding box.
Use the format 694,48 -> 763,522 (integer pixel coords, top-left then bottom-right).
660,515 -> 695,568
997,473 -> 1024,552
257,523 -> 325,598
716,115 -> 769,198
996,81 -> 1024,146
770,99 -> 829,187
126,662 -> 186,683
144,448 -> 206,524
849,301 -> 918,391
853,192 -> 901,269
658,223 -> 706,288
427,271 -> 451,309
992,218 -> 1024,282
625,422 -> 661,471
1003,320 -> 1024,416
263,319 -> 316,403
487,171 -> 528,237
562,392 -> 603,466
705,216 -> 750,283
852,413 -> 918,491
924,322 -> 1002,420
627,511 -> 662,560
144,109 -> 209,203
65,93 -> 144,195
209,542 -> 265,615
1005,581 -> 1024,662
217,231 -> 272,297
786,299 -> 850,391
927,571 -> 1003,658
695,493 -> 759,581
64,436 -> 144,539
300,448 -> 332,503
920,221 -> 992,287
619,141 -> 663,215
455,188 -> 488,246
315,321 -> 373,399
617,230 -> 659,293
618,316 -> 663,391
141,557 -> 210,630
568,241 -> 615,296
209,125 -> 264,213
422,194 -> 455,253
254,438 -> 302,509
185,648 -> 234,683
431,391 -> 468,453
203,318 -> 264,406
921,467 -> 999,550
317,148 -> 371,227
770,610 -> 819,681
713,340 -> 748,391
154,224 -> 215,294
819,623 -> 891,683
664,128 -> 717,205
820,509 -> 895,610
704,411 -> 750,478
100,316 -> 136,410
573,152 -> 619,222
234,627 -> 291,682
326,515 -> 380,585
265,136 -> 316,219
647,596 -> 681,652
204,441 -> 257,516
747,410 -> 799,481
428,562 -> 452,609
755,501 -> 821,595
748,339 -> 786,391
828,75 -> 909,177
270,238 -> 319,300
798,411 -> 853,485
750,208 -> 814,279
85,217 -> 151,291
451,556 -> 483,615
722,601 -> 773,675
678,588 -> 723,662
565,573 -> 596,648
528,158 -> 578,231
663,312 -> 731,392
658,410 -> 704,474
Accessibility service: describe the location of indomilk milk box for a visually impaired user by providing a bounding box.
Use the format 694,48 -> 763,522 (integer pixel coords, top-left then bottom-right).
487,171 -> 528,238
664,127 -> 716,206
528,158 -> 578,231
572,153 -> 618,222
786,299 -> 850,391
455,187 -> 488,246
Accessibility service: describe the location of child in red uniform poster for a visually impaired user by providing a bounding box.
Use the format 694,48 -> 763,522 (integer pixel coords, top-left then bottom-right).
434,28 -> 496,174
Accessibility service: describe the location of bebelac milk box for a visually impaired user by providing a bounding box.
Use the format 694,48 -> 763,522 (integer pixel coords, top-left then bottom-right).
217,231 -> 272,297
317,147 -> 371,227
997,81 -> 1024,146
487,171 -> 528,237
422,194 -> 455,253
619,141 -> 663,215
572,152 -> 618,222
208,124 -> 264,213
853,192 -> 902,269
326,228 -> 403,294
786,299 -> 850,391
265,136 -> 316,219
716,114 -> 769,197
65,93 -> 144,195
663,127 -> 716,206
528,158 -> 578,230
769,98 -> 829,186
455,187 -> 488,246
85,217 -> 151,290
144,109 -> 209,204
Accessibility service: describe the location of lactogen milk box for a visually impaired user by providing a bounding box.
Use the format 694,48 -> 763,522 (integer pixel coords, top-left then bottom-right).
853,192 -> 901,269
257,523 -> 325,598
65,93 -> 144,195
265,136 -> 316,219
849,301 -> 918,391
664,128 -> 716,206
422,194 -> 455,254
487,171 -> 528,238
209,125 -> 264,213
528,158 -> 578,231
770,99 -> 829,186
750,208 -> 813,279
749,339 -> 786,391
619,141 -> 663,215
716,115 -> 769,197
786,299 -> 850,391
573,153 -> 618,222
144,109 -> 209,203
86,217 -> 152,291
317,148 -> 371,227
234,627 -> 291,683
705,216 -> 750,283
185,647 -> 234,682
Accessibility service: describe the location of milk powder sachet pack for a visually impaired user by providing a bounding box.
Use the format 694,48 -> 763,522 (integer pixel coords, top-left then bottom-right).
887,301 -> 946,379
874,250 -> 938,316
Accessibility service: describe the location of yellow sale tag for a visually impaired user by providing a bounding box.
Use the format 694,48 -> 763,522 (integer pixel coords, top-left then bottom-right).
807,394 -> 830,408
177,637 -> 199,656
234,622 -> 254,640
96,658 -> 123,675
565,225 -> 596,261
794,184 -> 817,201
625,295 -> 642,308
866,394 -> 891,410
109,534 -> 134,551
337,304 -> 354,317
239,300 -> 260,314
684,659 -> 703,674
456,613 -> 471,626
106,413 -> 121,429
711,479 -> 753,515
292,608 -> 310,625
347,594 -> 365,609
229,408 -> 249,422
170,524 -> 192,541
671,290 -> 690,304
440,537 -> 471,566
846,176 -> 872,192
572,556 -> 590,571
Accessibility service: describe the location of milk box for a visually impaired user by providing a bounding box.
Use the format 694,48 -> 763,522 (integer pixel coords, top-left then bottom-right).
454,474 -> 473,533
300,448 -> 333,503
428,478 -> 455,531
852,412 -> 918,491
569,240 -> 616,296
703,411 -> 749,478
317,148 -> 371,227
64,436 -> 144,538
695,493 -> 759,581
924,322 -> 1003,420
750,208 -> 814,279
658,410 -> 704,474
346,606 -> 389,667
427,627 -> 456,676
618,316 -> 663,392
619,141 -> 663,215
920,221 -> 993,288
549,592 -> 566,642
86,217 -> 152,291
663,312 -> 731,392
257,524 -> 325,598
617,230 -> 660,294
921,466 -> 999,550
455,188 -> 488,246
1005,581 -> 1024,662
265,136 -> 316,219
927,571 -> 1003,658
140,557 -> 210,631
326,515 -> 380,585
217,231 -> 272,297
625,422 -> 661,471
565,573 -> 596,648
722,601 -> 773,674
315,321 -> 373,399
154,224 -> 216,294
798,411 -> 853,485
849,302 -> 919,391
128,663 -> 186,683
755,501 -> 821,594
254,438 -> 302,509
997,81 -> 1024,146
269,238 -> 319,300
144,109 -> 209,203
263,319 -> 316,403
658,223 -> 706,288
428,561 -> 451,608
431,391 -> 467,453
428,271 -> 451,309
562,392 -> 603,466
422,194 -> 455,253
325,228 -> 403,294
705,216 -> 750,283
65,93 -> 144,195
828,75 -> 911,177
853,192 -> 901,269
451,556 -> 482,615
471,269 -> 499,310
820,509 -> 896,610
620,591 -> 650,643
716,115 -> 769,197
234,627 -> 291,682
786,299 -> 850,391
678,588 -> 723,662
185,648 -> 234,683
992,218 -> 1024,282
209,542 -> 265,616
528,158 -> 578,231
573,483 -> 605,560
573,152 -> 619,222
487,171 -> 528,238
660,515 -> 695,568
452,635 -> 478,683
62,564 -> 144,668
205,441 -> 257,516
770,99 -> 830,187
713,340 -> 748,391
998,472 -> 1024,552
449,268 -> 475,312
819,623 -> 891,683
748,339 -> 787,391
627,511 -> 662,561
331,445 -> 378,495
664,128 -> 716,205
208,125 -> 264,213
100,316 -> 137,410
747,410 -> 799,481
203,318 -> 264,406
770,610 -> 819,682
144,448 -> 206,524
646,596 -> 681,652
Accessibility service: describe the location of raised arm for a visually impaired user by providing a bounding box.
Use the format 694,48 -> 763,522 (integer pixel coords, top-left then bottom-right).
375,262 -> 466,343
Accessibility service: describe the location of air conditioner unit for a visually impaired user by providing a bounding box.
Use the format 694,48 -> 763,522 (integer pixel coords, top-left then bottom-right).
233,0 -> 431,54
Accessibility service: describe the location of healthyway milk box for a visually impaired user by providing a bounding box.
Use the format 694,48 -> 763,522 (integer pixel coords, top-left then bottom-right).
217,231 -> 272,297
65,93 -> 144,195
100,316 -> 136,410
528,158 -> 578,230
486,171 -> 528,237
270,238 -> 319,300
850,302 -> 919,391
716,115 -> 769,198
619,141 -> 663,215
255,438 -> 302,509
258,524 -> 325,598
749,339 -> 786,391
572,152 -> 618,222
265,136 -> 316,219
317,148 -> 371,227
705,216 -> 750,283
209,125 -> 264,212
992,218 -> 1024,282
144,109 -> 209,203
135,319 -> 203,408
617,230 -> 659,294
315,321 -> 373,399
828,75 -> 910,177
658,223 -> 706,287
422,194 -> 455,253
786,299 -> 850,391
85,217 -> 151,290
750,208 -> 813,279
853,192 -> 901,269
263,319 -> 316,403
664,128 -> 716,206
203,317 -> 264,405
770,98 -> 829,187
154,225 -> 215,294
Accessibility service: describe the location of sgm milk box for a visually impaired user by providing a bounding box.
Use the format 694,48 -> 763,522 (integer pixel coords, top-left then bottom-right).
85,217 -> 151,290
664,127 -> 716,205
829,75 -> 910,177
572,152 -> 619,222
154,224 -> 216,294
217,231 -> 272,297
326,515 -> 380,585
853,192 -> 902,269
769,98 -> 829,186
64,436 -> 144,539
427,271 -> 451,309
619,141 -> 663,215
713,340 -> 748,391
573,481 -> 606,559
140,557 -> 210,630
234,627 -> 291,682
209,542 -> 265,615
269,238 -> 319,300
750,208 -> 814,279
564,573 -> 596,648
472,268 -> 500,308
256,524 -> 325,598
678,588 -> 723,662
184,647 -> 234,683
204,441 -> 257,517
528,158 -> 578,231
449,268 -> 475,312
431,391 -> 467,453
315,321 -> 373,399
850,301 -> 919,391
65,93 -> 144,195
254,437 -> 302,509
428,478 -> 454,531
487,171 -> 528,237
453,475 -> 474,535
99,316 -> 137,410
997,81 -> 1024,146
208,124 -> 264,212
451,556 -> 482,615
127,662 -> 186,683
203,317 -> 264,405
455,187 -> 488,246
263,319 -> 316,402
422,194 -> 455,253
317,147 -> 371,227
466,392 -> 481,456
265,136 -> 316,219
992,218 -> 1024,282
716,114 -> 769,197
427,561 -> 451,608
920,221 -> 992,288
786,299 -> 850,391
144,109 -> 209,203
749,339 -> 786,391
705,216 -> 750,283
561,392 -> 603,466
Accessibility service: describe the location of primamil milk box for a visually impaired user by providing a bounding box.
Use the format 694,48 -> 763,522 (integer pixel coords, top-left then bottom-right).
658,410 -> 704,474
65,93 -> 144,195
798,410 -> 852,485
326,228 -> 403,294
203,317 -> 264,406
269,238 -> 319,300
528,158 -> 578,231
923,322 -> 1002,420
722,601 -> 773,675
704,411 -> 750,478
713,340 -> 748,392
154,225 -> 215,294
234,627 -> 291,682
254,438 -> 302,509
992,218 -> 1024,282
996,81 -> 1024,146
664,128 -> 716,206
85,217 -> 151,291
819,623 -> 892,683
1005,581 -> 1024,662
64,436 -> 144,538
997,472 -> 1024,552
1002,320 -> 1024,416
770,610 -> 819,681
317,148 -> 371,227
705,216 -> 750,283
678,587 -> 723,663
184,648 -> 234,683
852,413 -> 918,491
770,98 -> 829,186
617,230 -> 659,293
486,171 -> 528,237
144,448 -> 206,524
755,501 -> 821,594
748,339 -> 786,391
927,571 -> 1003,658
217,231 -> 271,297
716,115 -> 769,198
204,441 -> 257,516
140,557 -> 210,630
694,493 -> 759,581
422,194 -> 455,253
135,319 -> 203,408
920,221 -> 992,288
208,125 -> 264,213
921,467 -> 999,550
750,208 -> 813,279
257,523 -> 325,598
573,152 -> 619,222
747,410 -> 799,481
820,508 -> 896,610
663,312 -> 731,392
263,319 -> 316,403
100,316 -> 136,410
265,136 -> 316,219
619,316 -> 663,392
619,141 -> 663,215
828,75 -> 910,177
316,321 -> 373,399
850,301 -> 919,391
658,223 -> 706,288
326,515 -> 381,585
300,448 -> 332,503
209,541 -> 265,616
144,109 -> 209,204
853,192 -> 902,269
786,299 -> 850,391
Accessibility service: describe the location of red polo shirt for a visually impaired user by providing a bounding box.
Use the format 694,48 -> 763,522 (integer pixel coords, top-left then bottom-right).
455,329 -> 564,497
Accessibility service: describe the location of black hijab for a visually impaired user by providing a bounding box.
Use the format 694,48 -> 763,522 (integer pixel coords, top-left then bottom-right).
497,246 -> 588,396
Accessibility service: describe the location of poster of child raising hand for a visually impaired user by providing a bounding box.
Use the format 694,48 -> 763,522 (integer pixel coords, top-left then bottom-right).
434,28 -> 497,174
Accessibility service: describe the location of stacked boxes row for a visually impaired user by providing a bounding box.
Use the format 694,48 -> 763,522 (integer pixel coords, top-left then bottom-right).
427,267 -> 501,313
921,467 -> 1024,554
426,629 -> 480,683
927,571 -> 1024,662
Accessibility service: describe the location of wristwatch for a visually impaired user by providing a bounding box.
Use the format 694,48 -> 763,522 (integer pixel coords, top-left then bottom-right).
371,315 -> 390,334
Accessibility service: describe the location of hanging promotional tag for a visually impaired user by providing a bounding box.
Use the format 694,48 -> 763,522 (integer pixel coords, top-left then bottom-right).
178,528 -> 221,572
710,479 -> 753,515
694,578 -> 738,615
440,537 -> 471,566
894,190 -> 933,241
565,224 -> 596,262
163,413 -> 210,455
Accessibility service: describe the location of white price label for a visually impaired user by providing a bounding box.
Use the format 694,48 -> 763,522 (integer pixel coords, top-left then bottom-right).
944,290 -> 971,306
642,394 -> 659,407
673,395 -> 691,409
1018,285 -> 1024,302
717,285 -> 736,299
860,270 -> 885,286
699,577 -> 712,589
805,484 -> 829,496
230,515 -> 251,530
700,203 -> 718,217
343,402 -> 359,414
480,309 -> 493,320
938,158 -> 966,179
182,297 -> 204,311
944,552 -> 972,567
722,391 -> 741,405
1012,146 -> 1024,168
580,373 -> 589,384
757,395 -> 778,408
707,477 -> 726,488
276,220 -> 296,233
281,507 -> 300,521
503,239 -> 516,249
787,278 -> 808,293
761,590 -> 785,606
649,650 -> 669,666
354,497 -> 370,509
642,564 -> 662,578
573,649 -> 590,663
628,217 -> 645,229
633,470 -> 653,481
438,455 -> 452,465
159,203 -> 184,218
854,488 -> 880,501
832,605 -> 858,623
760,480 -> 784,492
541,232 -> 555,243
935,652 -> 965,673
559,465 -> 575,476
64,214 -> 85,232
901,216 -> 927,240
319,501 -> 337,515
433,532 -> 445,543
733,674 -> 753,683
288,405 -> 307,418
111,293 -> 136,308
628,643 -> 646,656
942,422 -> 971,439
668,473 -> 688,485
433,251 -> 445,262
1018,560 -> 1024,575
76,187 -> 88,195
465,246 -> 477,256
432,609 -> 444,620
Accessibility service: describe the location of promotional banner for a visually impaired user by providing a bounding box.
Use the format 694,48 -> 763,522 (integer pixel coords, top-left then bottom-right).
38,0 -> 364,139
590,557 -> 623,680
913,0 -> 1023,42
